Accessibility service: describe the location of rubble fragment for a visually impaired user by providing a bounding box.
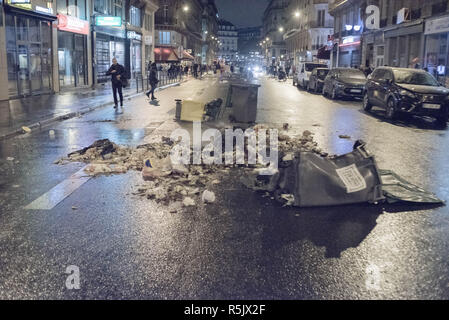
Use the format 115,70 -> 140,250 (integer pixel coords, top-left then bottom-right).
202,190 -> 216,203
22,126 -> 31,134
339,135 -> 351,139
183,197 -> 195,207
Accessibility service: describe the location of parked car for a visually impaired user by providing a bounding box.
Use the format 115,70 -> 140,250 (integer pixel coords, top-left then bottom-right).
364,67 -> 449,126
293,62 -> 328,88
307,68 -> 330,93
323,68 -> 367,100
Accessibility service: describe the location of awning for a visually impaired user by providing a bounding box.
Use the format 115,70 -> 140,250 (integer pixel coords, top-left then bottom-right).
317,46 -> 331,60
182,50 -> 195,61
4,4 -> 58,21
154,47 -> 179,62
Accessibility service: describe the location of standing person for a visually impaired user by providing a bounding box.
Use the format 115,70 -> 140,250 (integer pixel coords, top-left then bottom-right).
106,57 -> 126,109
146,63 -> 159,101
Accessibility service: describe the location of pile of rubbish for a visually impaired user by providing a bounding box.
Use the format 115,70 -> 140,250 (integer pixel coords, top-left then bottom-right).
55,123 -> 444,209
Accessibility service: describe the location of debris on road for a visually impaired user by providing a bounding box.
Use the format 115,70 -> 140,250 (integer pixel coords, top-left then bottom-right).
22,126 -> 32,134
202,190 -> 216,203
183,197 -> 195,207
242,139 -> 444,207
6,157 -> 14,161
339,135 -> 351,139
71,206 -> 78,210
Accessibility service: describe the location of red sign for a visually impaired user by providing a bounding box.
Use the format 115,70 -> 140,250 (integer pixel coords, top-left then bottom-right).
57,14 -> 89,35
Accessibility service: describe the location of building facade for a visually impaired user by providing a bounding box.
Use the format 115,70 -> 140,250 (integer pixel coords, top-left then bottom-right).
329,0 -> 449,80
217,19 -> 238,62
262,0 -> 290,67
154,0 -> 213,65
0,0 -> 158,101
284,0 -> 333,66
201,0 -> 219,65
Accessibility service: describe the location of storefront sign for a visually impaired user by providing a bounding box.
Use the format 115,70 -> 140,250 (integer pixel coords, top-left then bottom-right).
127,31 -> 142,41
95,16 -> 122,27
10,0 -> 31,3
425,15 -> 449,35
397,8 -> 410,24
339,36 -> 361,47
58,14 -> 89,35
36,6 -> 53,14
144,35 -> 153,45
365,5 -> 380,30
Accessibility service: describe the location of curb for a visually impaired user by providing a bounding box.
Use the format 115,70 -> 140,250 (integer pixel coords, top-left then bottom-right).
0,81 -> 182,142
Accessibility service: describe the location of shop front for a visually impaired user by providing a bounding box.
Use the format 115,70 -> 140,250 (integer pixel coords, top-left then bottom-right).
384,21 -> 424,69
337,36 -> 361,68
56,14 -> 89,88
424,15 -> 449,84
94,24 -> 126,83
4,4 -> 57,98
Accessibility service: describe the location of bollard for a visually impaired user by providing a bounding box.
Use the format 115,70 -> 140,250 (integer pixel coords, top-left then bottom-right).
175,99 -> 182,121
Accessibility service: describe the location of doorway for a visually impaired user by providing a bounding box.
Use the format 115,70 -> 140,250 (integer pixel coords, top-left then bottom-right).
5,14 -> 53,98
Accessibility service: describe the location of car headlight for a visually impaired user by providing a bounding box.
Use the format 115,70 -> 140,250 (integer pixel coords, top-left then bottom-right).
399,90 -> 416,99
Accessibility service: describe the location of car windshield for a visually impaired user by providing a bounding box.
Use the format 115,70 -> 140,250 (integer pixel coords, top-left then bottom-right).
393,70 -> 439,86
317,69 -> 329,79
339,69 -> 366,79
306,64 -> 327,72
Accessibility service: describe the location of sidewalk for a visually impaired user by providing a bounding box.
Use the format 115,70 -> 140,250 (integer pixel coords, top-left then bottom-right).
0,79 -> 183,141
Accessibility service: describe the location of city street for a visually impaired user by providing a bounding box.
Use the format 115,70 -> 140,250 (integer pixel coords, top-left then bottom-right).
1,73 -> 449,299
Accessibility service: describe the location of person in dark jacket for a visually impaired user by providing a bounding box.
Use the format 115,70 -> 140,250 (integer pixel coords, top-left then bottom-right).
146,63 -> 159,100
106,58 -> 126,108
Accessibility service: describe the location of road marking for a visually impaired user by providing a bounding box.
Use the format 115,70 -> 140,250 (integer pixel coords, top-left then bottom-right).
25,166 -> 91,210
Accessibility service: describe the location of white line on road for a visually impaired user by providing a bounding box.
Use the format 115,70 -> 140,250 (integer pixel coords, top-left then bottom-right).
24,166 -> 91,210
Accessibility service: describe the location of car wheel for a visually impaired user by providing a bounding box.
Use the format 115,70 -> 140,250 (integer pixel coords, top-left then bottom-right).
436,115 -> 448,128
385,98 -> 397,120
363,93 -> 373,112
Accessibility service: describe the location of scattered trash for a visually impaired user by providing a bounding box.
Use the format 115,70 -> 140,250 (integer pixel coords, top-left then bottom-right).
71,206 -> 78,210
283,123 -> 289,130
339,135 -> 351,139
242,139 -> 444,208
201,190 -> 216,203
183,197 -> 195,207
22,126 -> 31,134
49,130 -> 55,139
6,157 -> 14,161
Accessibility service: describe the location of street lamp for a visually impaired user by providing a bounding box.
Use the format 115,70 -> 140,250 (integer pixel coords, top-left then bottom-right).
266,37 -> 269,41
183,5 -> 189,12
279,27 -> 284,32
295,11 -> 300,17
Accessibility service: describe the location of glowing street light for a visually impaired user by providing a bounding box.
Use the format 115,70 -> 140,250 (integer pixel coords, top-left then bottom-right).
279,27 -> 284,32
295,11 -> 300,17
266,37 -> 269,41
183,5 -> 189,12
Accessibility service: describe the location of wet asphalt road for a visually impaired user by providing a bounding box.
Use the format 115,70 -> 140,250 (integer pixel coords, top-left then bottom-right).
0,74 -> 449,299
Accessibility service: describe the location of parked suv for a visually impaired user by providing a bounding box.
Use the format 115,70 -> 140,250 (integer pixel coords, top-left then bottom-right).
307,68 -> 330,93
293,62 -> 328,89
364,67 -> 449,126
322,68 -> 367,100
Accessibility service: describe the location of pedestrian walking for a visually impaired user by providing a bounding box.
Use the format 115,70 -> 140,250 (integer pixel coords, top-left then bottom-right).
106,57 -> 126,109
146,62 -> 159,101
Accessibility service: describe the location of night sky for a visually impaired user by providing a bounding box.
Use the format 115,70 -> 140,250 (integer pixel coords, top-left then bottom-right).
215,0 -> 269,28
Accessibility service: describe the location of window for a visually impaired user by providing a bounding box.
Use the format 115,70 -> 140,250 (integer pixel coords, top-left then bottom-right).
159,31 -> 170,45
94,0 -> 122,18
57,0 -> 87,19
130,6 -> 141,27
317,10 -> 325,27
